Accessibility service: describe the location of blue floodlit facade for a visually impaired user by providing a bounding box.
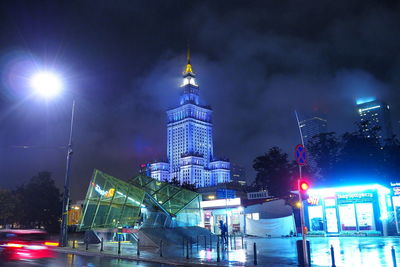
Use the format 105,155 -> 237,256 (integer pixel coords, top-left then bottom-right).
150,54 -> 230,188
303,184 -> 391,236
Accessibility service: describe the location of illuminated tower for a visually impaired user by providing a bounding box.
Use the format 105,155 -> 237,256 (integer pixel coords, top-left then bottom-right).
150,50 -> 230,187
357,99 -> 393,143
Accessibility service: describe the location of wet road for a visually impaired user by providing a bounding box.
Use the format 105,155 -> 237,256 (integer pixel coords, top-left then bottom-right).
4,237 -> 399,266
1,252 -> 175,267
242,236 -> 400,266
310,237 -> 400,267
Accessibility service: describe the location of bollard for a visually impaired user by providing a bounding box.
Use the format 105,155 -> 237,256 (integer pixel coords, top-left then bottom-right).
186,239 -> 190,259
330,245 -> 336,267
160,240 -> 163,257
253,242 -> 257,265
190,237 -> 193,256
234,234 -> 236,250
137,239 -> 140,256
100,237 -> 104,252
183,238 -> 185,256
118,238 -> 121,255
392,246 -> 397,267
197,235 -> 199,251
204,235 -> 207,250
85,241 -> 88,251
241,235 -> 244,249
72,240 -> 76,249
217,237 -> 220,262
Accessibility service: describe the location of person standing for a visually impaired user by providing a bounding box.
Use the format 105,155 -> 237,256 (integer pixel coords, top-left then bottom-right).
219,220 -> 228,246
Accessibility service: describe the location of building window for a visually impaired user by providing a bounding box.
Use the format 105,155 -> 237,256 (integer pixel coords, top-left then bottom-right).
251,213 -> 259,220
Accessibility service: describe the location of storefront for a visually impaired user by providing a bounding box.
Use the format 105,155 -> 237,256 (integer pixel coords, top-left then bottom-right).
304,184 -> 391,235
200,198 -> 244,234
391,182 -> 400,234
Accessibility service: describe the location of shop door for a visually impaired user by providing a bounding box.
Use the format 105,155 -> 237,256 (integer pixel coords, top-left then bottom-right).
214,214 -> 226,234
325,208 -> 339,233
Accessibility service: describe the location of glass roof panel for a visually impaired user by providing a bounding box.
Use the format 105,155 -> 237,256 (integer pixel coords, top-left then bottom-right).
129,175 -> 200,216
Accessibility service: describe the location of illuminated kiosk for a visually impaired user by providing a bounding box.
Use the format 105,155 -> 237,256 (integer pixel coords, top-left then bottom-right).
78,170 -> 202,241
390,182 -> 400,234
304,184 -> 391,236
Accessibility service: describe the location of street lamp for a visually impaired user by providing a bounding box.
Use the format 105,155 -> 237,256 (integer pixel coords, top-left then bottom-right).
30,72 -> 63,99
30,71 -> 75,247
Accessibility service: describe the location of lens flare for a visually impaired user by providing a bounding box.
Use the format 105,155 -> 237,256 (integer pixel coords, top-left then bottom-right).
31,72 -> 62,99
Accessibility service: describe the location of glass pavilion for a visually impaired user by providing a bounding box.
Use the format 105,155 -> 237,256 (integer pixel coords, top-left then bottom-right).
78,169 -> 202,231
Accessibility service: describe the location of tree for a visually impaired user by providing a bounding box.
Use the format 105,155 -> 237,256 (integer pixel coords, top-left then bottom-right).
166,177 -> 196,191
169,177 -> 180,186
307,132 -> 341,181
181,182 -> 196,191
16,172 -> 62,232
253,147 -> 295,197
337,127 -> 384,184
383,136 -> 400,182
0,189 -> 17,226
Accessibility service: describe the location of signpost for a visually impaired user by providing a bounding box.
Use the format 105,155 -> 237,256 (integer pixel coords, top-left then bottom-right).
295,144 -> 307,166
295,144 -> 309,266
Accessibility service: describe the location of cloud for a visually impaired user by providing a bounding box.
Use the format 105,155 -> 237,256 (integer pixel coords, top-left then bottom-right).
0,0 -> 399,196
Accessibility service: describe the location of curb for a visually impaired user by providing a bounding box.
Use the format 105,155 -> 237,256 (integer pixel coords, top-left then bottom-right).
54,247 -> 225,267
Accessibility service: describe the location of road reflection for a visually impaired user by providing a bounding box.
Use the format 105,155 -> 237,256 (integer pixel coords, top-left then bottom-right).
2,252 -> 174,267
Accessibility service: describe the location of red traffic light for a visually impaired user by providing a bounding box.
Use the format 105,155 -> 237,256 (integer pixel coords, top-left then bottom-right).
298,180 -> 310,201
300,181 -> 309,191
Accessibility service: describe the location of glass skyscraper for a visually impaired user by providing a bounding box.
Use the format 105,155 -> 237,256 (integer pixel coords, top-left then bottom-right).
150,53 -> 230,188
299,117 -> 328,145
357,99 -> 393,142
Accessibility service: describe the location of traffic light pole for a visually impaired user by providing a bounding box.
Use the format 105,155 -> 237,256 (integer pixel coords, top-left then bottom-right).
295,111 -> 308,266
298,172 -> 309,266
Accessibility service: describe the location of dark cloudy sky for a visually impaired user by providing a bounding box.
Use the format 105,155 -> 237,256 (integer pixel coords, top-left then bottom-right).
1,0 -> 400,200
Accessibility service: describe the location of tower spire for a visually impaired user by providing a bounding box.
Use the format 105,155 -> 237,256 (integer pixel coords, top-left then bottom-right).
187,43 -> 191,64
184,42 -> 194,75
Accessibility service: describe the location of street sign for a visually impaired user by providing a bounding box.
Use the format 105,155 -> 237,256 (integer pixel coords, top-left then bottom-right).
295,144 -> 307,166
216,189 -> 236,199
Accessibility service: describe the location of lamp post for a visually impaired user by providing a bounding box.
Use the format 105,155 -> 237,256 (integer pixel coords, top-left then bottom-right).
31,71 -> 74,247
60,100 -> 75,247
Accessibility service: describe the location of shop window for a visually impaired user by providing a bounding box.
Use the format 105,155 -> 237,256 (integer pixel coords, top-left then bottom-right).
252,213 -> 259,220
324,198 -> 336,207
308,206 -> 324,231
356,203 -> 375,231
339,204 -> 357,231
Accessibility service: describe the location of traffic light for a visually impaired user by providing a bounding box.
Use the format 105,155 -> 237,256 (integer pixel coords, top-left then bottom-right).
299,180 -> 310,200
